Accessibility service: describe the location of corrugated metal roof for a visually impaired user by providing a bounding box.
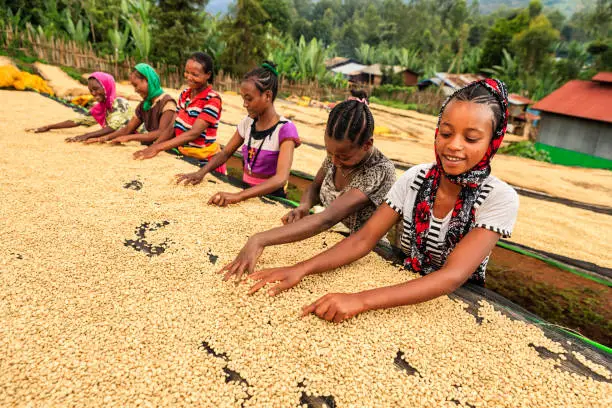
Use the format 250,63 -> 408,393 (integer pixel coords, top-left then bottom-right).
592,72 -> 612,83
330,62 -> 367,75
358,64 -> 416,76
325,57 -> 351,69
435,72 -> 486,89
532,80 -> 612,124
508,93 -> 533,105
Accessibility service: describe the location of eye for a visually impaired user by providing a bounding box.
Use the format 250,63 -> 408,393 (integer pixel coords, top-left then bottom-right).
439,132 -> 451,138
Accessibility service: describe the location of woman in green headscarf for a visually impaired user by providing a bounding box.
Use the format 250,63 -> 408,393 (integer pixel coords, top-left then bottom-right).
85,63 -> 177,145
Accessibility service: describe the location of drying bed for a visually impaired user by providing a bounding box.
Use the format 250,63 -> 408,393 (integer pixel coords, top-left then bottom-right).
1,90 -> 610,407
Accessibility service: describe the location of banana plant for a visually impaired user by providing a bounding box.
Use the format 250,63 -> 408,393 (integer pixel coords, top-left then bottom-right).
125,17 -> 151,60
63,9 -> 90,45
121,0 -> 152,26
355,43 -> 378,64
107,24 -> 131,62
395,47 -> 422,72
120,0 -> 152,60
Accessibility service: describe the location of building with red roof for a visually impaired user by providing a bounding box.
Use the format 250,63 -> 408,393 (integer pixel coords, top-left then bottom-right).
532,73 -> 612,169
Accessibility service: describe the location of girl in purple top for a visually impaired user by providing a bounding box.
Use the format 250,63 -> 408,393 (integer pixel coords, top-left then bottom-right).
175,61 -> 300,206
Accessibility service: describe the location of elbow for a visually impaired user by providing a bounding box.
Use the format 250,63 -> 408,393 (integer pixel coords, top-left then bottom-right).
439,267 -> 471,295
318,213 -> 337,231
270,175 -> 289,191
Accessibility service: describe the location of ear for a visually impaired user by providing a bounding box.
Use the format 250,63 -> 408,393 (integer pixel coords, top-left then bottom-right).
264,89 -> 273,102
362,138 -> 374,150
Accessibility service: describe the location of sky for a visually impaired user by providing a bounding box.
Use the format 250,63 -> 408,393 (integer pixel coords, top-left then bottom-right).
205,0 -> 232,15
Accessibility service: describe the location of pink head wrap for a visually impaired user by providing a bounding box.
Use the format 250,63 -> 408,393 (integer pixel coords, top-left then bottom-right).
88,72 -> 116,127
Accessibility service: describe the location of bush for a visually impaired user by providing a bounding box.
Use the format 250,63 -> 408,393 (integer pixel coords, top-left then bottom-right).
372,84 -> 415,101
369,96 -> 419,111
498,141 -> 551,162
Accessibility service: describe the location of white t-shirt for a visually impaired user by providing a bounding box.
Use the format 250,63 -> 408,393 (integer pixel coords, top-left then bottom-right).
385,163 -> 519,280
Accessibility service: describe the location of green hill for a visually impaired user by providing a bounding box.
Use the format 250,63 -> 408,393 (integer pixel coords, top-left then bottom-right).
478,0 -> 594,16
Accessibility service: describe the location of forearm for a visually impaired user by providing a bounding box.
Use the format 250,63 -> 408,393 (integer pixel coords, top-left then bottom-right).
152,126 -> 176,144
299,233 -> 375,276
48,120 -> 79,130
151,132 -> 198,151
238,176 -> 287,201
124,132 -> 160,143
104,126 -> 131,140
79,127 -> 115,139
256,212 -> 336,247
360,268 -> 467,310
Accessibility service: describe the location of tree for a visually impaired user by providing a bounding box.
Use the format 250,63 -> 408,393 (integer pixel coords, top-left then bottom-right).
479,11 -> 529,69
528,0 -> 542,19
546,9 -> 565,32
511,14 -> 559,74
219,0 -> 271,76
151,0 -> 208,66
260,0 -> 293,34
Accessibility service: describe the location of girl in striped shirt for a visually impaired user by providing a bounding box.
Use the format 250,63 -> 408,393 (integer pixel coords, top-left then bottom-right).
133,52 -> 225,175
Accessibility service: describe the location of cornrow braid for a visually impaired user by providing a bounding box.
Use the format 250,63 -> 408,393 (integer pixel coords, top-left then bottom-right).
453,83 -> 503,135
326,89 -> 374,146
243,60 -> 279,101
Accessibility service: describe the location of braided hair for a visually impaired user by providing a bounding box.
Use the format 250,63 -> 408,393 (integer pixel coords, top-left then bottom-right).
326,89 -> 374,146
452,83 -> 503,137
188,51 -> 214,81
243,60 -> 279,101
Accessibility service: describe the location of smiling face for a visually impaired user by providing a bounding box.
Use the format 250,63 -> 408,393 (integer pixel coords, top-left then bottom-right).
324,134 -> 372,169
88,78 -> 106,103
129,71 -> 149,100
435,100 -> 494,175
240,79 -> 272,118
184,59 -> 211,90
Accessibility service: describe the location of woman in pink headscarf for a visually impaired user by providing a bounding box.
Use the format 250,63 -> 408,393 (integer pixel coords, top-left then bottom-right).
27,72 -> 133,142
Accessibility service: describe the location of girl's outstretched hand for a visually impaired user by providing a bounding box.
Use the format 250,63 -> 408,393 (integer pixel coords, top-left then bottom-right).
109,135 -> 130,145
247,266 -> 308,296
208,191 -> 242,207
25,126 -> 50,133
175,171 -> 205,186
83,137 -> 103,144
65,135 -> 89,143
281,206 -> 309,224
218,237 -> 264,282
302,293 -> 367,323
133,146 -> 159,160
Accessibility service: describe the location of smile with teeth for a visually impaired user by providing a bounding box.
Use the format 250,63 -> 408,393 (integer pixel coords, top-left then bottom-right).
443,155 -> 465,162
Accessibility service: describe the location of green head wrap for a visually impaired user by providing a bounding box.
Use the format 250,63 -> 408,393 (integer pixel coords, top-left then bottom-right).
261,62 -> 279,77
134,63 -> 163,111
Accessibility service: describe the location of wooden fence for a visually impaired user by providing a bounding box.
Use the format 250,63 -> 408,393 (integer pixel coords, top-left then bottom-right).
3,26 -> 360,100
2,26 -> 184,88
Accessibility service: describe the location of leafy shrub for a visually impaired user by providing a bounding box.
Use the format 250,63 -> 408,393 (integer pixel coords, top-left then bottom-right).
498,141 -> 551,162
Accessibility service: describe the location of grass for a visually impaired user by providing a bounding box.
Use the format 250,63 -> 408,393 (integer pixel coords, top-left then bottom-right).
60,66 -> 89,85
370,96 -> 419,111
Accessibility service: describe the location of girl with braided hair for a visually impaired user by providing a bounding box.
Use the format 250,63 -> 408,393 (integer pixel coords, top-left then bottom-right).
243,79 -> 519,324
219,89 -> 396,282
176,61 -> 301,206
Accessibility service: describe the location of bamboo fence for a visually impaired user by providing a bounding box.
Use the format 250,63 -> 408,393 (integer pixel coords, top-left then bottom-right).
3,25 -> 366,100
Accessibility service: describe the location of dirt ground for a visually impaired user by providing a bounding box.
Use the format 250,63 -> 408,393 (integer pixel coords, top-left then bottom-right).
3,90 -> 610,406
487,247 -> 612,347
